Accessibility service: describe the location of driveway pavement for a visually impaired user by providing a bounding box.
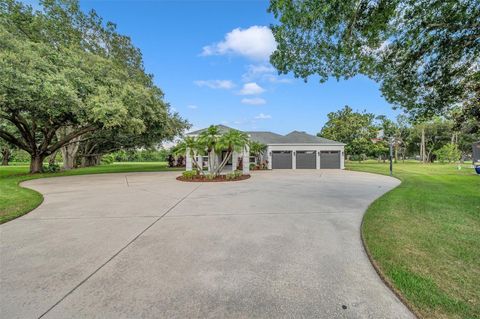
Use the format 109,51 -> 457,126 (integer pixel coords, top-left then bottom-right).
0,170 -> 414,318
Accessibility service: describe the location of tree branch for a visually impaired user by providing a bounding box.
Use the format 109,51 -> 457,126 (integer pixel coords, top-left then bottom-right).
0,129 -> 30,152
47,124 -> 97,154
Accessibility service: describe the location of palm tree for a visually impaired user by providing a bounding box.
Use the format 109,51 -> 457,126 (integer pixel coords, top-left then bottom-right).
198,125 -> 221,173
249,141 -> 266,165
215,130 -> 249,175
175,136 -> 204,175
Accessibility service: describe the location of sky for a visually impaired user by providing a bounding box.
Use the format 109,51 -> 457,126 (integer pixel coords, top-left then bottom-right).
23,0 -> 400,135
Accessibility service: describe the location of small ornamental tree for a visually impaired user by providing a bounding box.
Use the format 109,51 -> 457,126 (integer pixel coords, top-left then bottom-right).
434,143 -> 461,163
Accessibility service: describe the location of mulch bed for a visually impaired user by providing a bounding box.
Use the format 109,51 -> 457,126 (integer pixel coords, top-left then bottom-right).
176,174 -> 251,182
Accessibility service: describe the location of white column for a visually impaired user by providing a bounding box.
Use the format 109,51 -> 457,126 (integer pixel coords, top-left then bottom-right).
316,150 -> 320,169
232,151 -> 238,171
267,147 -> 272,170
197,154 -> 203,171
185,148 -> 192,171
242,144 -> 250,174
341,149 -> 345,169
292,150 -> 296,169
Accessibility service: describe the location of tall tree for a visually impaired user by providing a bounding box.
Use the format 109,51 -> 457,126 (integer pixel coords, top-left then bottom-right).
269,0 -> 480,121
319,106 -> 377,158
0,0 -> 187,172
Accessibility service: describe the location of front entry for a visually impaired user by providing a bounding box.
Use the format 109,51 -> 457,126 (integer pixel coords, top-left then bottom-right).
272,151 -> 292,169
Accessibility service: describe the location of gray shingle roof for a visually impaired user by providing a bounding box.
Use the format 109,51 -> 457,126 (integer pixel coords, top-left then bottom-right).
187,125 -> 345,145
245,131 -> 286,144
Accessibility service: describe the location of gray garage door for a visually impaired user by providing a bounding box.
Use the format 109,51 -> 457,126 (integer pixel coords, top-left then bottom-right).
296,151 -> 316,169
320,151 -> 341,169
272,151 -> 292,169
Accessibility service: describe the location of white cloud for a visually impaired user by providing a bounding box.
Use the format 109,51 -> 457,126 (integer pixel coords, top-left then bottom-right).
201,26 -> 276,61
254,113 -> 272,119
239,82 -> 265,95
187,104 -> 198,109
242,63 -> 293,83
241,97 -> 266,105
242,64 -> 275,81
194,80 -> 235,89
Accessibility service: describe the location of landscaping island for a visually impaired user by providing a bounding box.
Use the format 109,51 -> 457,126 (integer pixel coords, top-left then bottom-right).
177,170 -> 250,182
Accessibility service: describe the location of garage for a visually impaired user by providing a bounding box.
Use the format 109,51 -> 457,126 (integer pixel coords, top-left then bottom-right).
320,151 -> 341,169
296,151 -> 317,169
272,151 -> 292,169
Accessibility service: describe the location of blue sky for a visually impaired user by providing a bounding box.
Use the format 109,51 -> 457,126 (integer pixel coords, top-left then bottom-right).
24,0 -> 400,135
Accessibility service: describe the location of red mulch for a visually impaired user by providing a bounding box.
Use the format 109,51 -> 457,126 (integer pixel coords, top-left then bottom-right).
176,174 -> 251,182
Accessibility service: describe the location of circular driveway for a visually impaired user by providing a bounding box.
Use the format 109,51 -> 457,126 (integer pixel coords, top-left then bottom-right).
0,170 -> 414,318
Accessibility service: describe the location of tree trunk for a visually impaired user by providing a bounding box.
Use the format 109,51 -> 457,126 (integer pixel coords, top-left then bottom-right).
58,127 -> 80,170
1,149 -> 10,166
48,150 -> 58,165
82,155 -> 100,167
61,141 -> 79,170
30,154 -> 46,173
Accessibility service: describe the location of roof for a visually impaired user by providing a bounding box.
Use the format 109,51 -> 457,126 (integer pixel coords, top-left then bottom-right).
283,131 -> 342,145
187,125 -> 345,145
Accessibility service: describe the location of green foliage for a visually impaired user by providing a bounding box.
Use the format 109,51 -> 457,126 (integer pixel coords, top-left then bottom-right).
226,170 -> 243,180
111,149 -> 168,162
42,162 -> 60,173
178,126 -> 249,176
182,170 -> 197,180
269,0 -> 480,121
434,143 -> 461,163
0,0 -> 188,173
348,162 -> 479,319
100,154 -> 115,165
319,106 -> 377,157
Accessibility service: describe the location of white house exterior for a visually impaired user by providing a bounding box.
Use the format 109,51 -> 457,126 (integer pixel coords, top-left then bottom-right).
186,125 -> 346,173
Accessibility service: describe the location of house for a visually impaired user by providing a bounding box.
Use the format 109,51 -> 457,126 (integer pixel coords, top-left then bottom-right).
186,125 -> 345,173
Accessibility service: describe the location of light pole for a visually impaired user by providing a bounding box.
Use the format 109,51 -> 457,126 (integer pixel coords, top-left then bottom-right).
389,137 -> 394,176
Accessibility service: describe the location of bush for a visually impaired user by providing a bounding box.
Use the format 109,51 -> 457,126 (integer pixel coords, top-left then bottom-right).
434,143 -> 461,163
182,170 -> 197,180
101,154 -> 115,165
43,162 -> 60,173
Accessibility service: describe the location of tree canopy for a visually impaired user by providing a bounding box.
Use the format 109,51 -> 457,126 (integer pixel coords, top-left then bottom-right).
269,0 -> 480,120
0,0 -> 188,172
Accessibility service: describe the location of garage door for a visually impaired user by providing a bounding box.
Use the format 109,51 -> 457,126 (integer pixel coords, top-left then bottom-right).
272,151 -> 292,169
296,151 -> 316,169
320,151 -> 341,169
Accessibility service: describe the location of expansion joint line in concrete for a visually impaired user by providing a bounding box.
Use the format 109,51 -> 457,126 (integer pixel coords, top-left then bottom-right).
37,184 -> 202,319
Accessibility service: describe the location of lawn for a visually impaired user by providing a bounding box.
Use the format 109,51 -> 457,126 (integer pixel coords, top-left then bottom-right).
0,162 -> 181,224
347,161 -> 480,319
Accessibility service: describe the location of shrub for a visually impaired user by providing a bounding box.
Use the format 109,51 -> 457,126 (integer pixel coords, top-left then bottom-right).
434,143 -> 461,163
101,154 -> 115,165
226,171 -> 242,180
182,170 -> 197,180
43,162 -> 60,173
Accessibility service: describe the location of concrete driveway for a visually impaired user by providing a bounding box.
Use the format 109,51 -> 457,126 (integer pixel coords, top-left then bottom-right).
0,170 -> 414,319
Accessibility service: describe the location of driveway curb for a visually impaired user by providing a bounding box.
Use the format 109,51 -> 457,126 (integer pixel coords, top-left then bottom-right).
359,181 -> 420,319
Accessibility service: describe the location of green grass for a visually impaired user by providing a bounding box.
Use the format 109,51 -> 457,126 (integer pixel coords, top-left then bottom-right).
0,162 -> 181,224
346,161 -> 480,319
